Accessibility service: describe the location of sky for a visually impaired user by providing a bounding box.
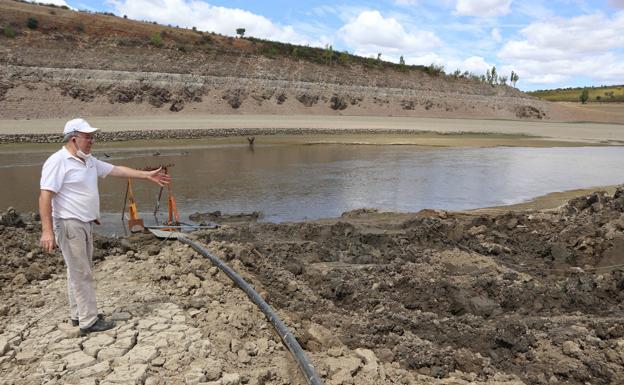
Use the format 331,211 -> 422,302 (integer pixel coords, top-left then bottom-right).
35,0 -> 624,91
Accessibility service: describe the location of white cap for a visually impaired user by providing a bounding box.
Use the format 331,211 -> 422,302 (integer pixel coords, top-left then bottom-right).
63,118 -> 99,135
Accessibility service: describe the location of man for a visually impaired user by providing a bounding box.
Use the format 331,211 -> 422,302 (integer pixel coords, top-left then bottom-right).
39,118 -> 171,336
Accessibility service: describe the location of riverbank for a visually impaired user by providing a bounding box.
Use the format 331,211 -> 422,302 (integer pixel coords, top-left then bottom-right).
1,186 -> 624,384
1,115 -> 624,146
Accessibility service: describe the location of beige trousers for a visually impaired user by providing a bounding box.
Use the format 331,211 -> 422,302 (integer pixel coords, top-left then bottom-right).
54,218 -> 98,328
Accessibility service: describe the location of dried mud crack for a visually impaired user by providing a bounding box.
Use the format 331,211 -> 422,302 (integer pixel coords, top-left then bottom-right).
1,187 -> 624,384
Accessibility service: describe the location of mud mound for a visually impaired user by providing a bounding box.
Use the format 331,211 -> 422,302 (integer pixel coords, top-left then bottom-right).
195,186 -> 624,384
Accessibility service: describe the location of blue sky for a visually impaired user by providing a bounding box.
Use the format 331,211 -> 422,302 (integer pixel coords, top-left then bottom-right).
40,0 -> 624,91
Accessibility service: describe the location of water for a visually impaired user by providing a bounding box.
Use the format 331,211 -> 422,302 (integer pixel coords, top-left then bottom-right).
1,143 -> 623,235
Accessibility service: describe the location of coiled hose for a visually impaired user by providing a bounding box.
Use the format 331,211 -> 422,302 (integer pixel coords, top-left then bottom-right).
178,236 -> 323,385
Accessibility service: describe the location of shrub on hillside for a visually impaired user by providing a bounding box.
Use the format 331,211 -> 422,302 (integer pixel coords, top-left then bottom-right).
150,32 -> 163,47
3,25 -> 16,38
26,17 -> 38,29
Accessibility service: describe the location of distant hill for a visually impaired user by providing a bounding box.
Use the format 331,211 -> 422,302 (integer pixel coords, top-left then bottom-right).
0,0 -> 621,123
528,85 -> 624,103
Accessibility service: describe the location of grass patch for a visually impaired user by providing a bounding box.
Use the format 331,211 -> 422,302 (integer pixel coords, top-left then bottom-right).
529,85 -> 624,102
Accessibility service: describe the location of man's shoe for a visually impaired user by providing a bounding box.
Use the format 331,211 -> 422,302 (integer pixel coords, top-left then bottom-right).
79,318 -> 116,336
71,313 -> 104,327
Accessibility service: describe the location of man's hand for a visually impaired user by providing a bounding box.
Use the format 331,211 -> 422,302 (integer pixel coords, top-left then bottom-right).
40,229 -> 55,253
39,189 -> 56,253
146,167 -> 172,186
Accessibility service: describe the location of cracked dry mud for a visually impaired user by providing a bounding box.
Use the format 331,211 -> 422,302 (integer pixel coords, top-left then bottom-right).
1,186 -> 624,384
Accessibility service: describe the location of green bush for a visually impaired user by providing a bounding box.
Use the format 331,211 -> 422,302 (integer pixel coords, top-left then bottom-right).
3,25 -> 16,38
26,17 -> 38,29
150,31 -> 163,47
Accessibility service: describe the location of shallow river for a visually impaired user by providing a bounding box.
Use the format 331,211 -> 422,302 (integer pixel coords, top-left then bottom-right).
1,143 -> 623,235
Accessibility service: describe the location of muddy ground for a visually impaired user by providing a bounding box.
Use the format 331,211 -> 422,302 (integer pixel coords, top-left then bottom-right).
1,187 -> 624,384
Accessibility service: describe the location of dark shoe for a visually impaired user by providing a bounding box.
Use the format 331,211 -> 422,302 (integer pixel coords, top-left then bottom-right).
79,317 -> 116,336
71,313 -> 104,327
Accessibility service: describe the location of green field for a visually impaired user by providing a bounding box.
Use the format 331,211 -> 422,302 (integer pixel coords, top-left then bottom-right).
528,85 -> 624,102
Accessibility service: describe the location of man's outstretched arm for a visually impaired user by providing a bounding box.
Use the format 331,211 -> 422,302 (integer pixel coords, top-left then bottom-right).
39,189 -> 56,253
108,166 -> 171,186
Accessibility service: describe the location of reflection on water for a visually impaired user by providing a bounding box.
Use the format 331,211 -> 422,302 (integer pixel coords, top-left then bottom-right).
1,144 -> 623,235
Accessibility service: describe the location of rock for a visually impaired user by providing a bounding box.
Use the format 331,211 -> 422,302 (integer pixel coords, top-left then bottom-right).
355,348 -> 378,375
76,360 -> 112,377
83,333 -> 115,357
0,207 -> 24,227
186,273 -> 202,289
0,337 -> 8,356
479,242 -> 509,255
515,105 -> 545,119
222,89 -> 246,109
237,349 -> 251,364
12,273 -> 28,287
330,95 -> 348,110
65,350 -> 97,370
306,323 -> 341,349
276,93 -> 287,104
15,347 -> 38,364
325,355 -> 361,376
204,357 -> 223,380
120,239 -> 136,252
562,341 -> 581,356
170,98 -> 184,112
296,93 -> 319,107
104,363 -> 148,384
111,311 -> 133,321
146,245 -> 161,256
468,225 -> 487,236
221,372 -> 241,385
123,344 -> 159,365
243,341 -> 258,356
506,217 -> 519,229
184,368 -> 206,384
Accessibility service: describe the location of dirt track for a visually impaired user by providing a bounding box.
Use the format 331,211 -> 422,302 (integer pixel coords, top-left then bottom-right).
1,115 -> 624,147
1,187 -> 624,384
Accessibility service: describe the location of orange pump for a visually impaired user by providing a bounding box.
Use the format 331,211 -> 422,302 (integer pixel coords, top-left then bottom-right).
124,179 -> 145,233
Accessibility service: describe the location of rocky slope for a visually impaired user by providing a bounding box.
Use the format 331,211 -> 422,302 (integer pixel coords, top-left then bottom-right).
1,0 -> 613,122
1,187 -> 624,384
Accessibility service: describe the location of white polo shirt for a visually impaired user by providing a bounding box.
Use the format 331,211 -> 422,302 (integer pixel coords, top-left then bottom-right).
40,146 -> 114,223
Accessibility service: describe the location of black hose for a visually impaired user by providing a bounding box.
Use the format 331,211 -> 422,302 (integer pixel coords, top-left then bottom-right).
178,236 -> 324,385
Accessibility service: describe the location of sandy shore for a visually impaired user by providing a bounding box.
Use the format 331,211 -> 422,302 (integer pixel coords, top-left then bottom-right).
1,115 -> 624,146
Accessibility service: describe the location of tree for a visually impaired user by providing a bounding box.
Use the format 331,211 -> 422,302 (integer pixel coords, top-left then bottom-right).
491,66 -> 498,84
510,71 -> 519,87
324,44 -> 334,65
580,89 -> 589,104
236,28 -> 245,38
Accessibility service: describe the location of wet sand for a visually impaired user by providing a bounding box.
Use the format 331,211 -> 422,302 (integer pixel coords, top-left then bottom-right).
1,115 -> 624,146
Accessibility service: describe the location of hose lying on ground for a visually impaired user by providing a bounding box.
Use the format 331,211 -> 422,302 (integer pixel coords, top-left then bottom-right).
178,236 -> 324,385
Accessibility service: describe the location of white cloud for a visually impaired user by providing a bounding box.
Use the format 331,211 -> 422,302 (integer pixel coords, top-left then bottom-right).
490,27 -> 502,42
609,0 -> 624,8
109,0 -> 311,44
26,0 -> 71,7
454,0 -> 512,17
338,10 -> 441,58
498,12 -> 624,86
503,12 -> 624,59
455,56 -> 492,74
